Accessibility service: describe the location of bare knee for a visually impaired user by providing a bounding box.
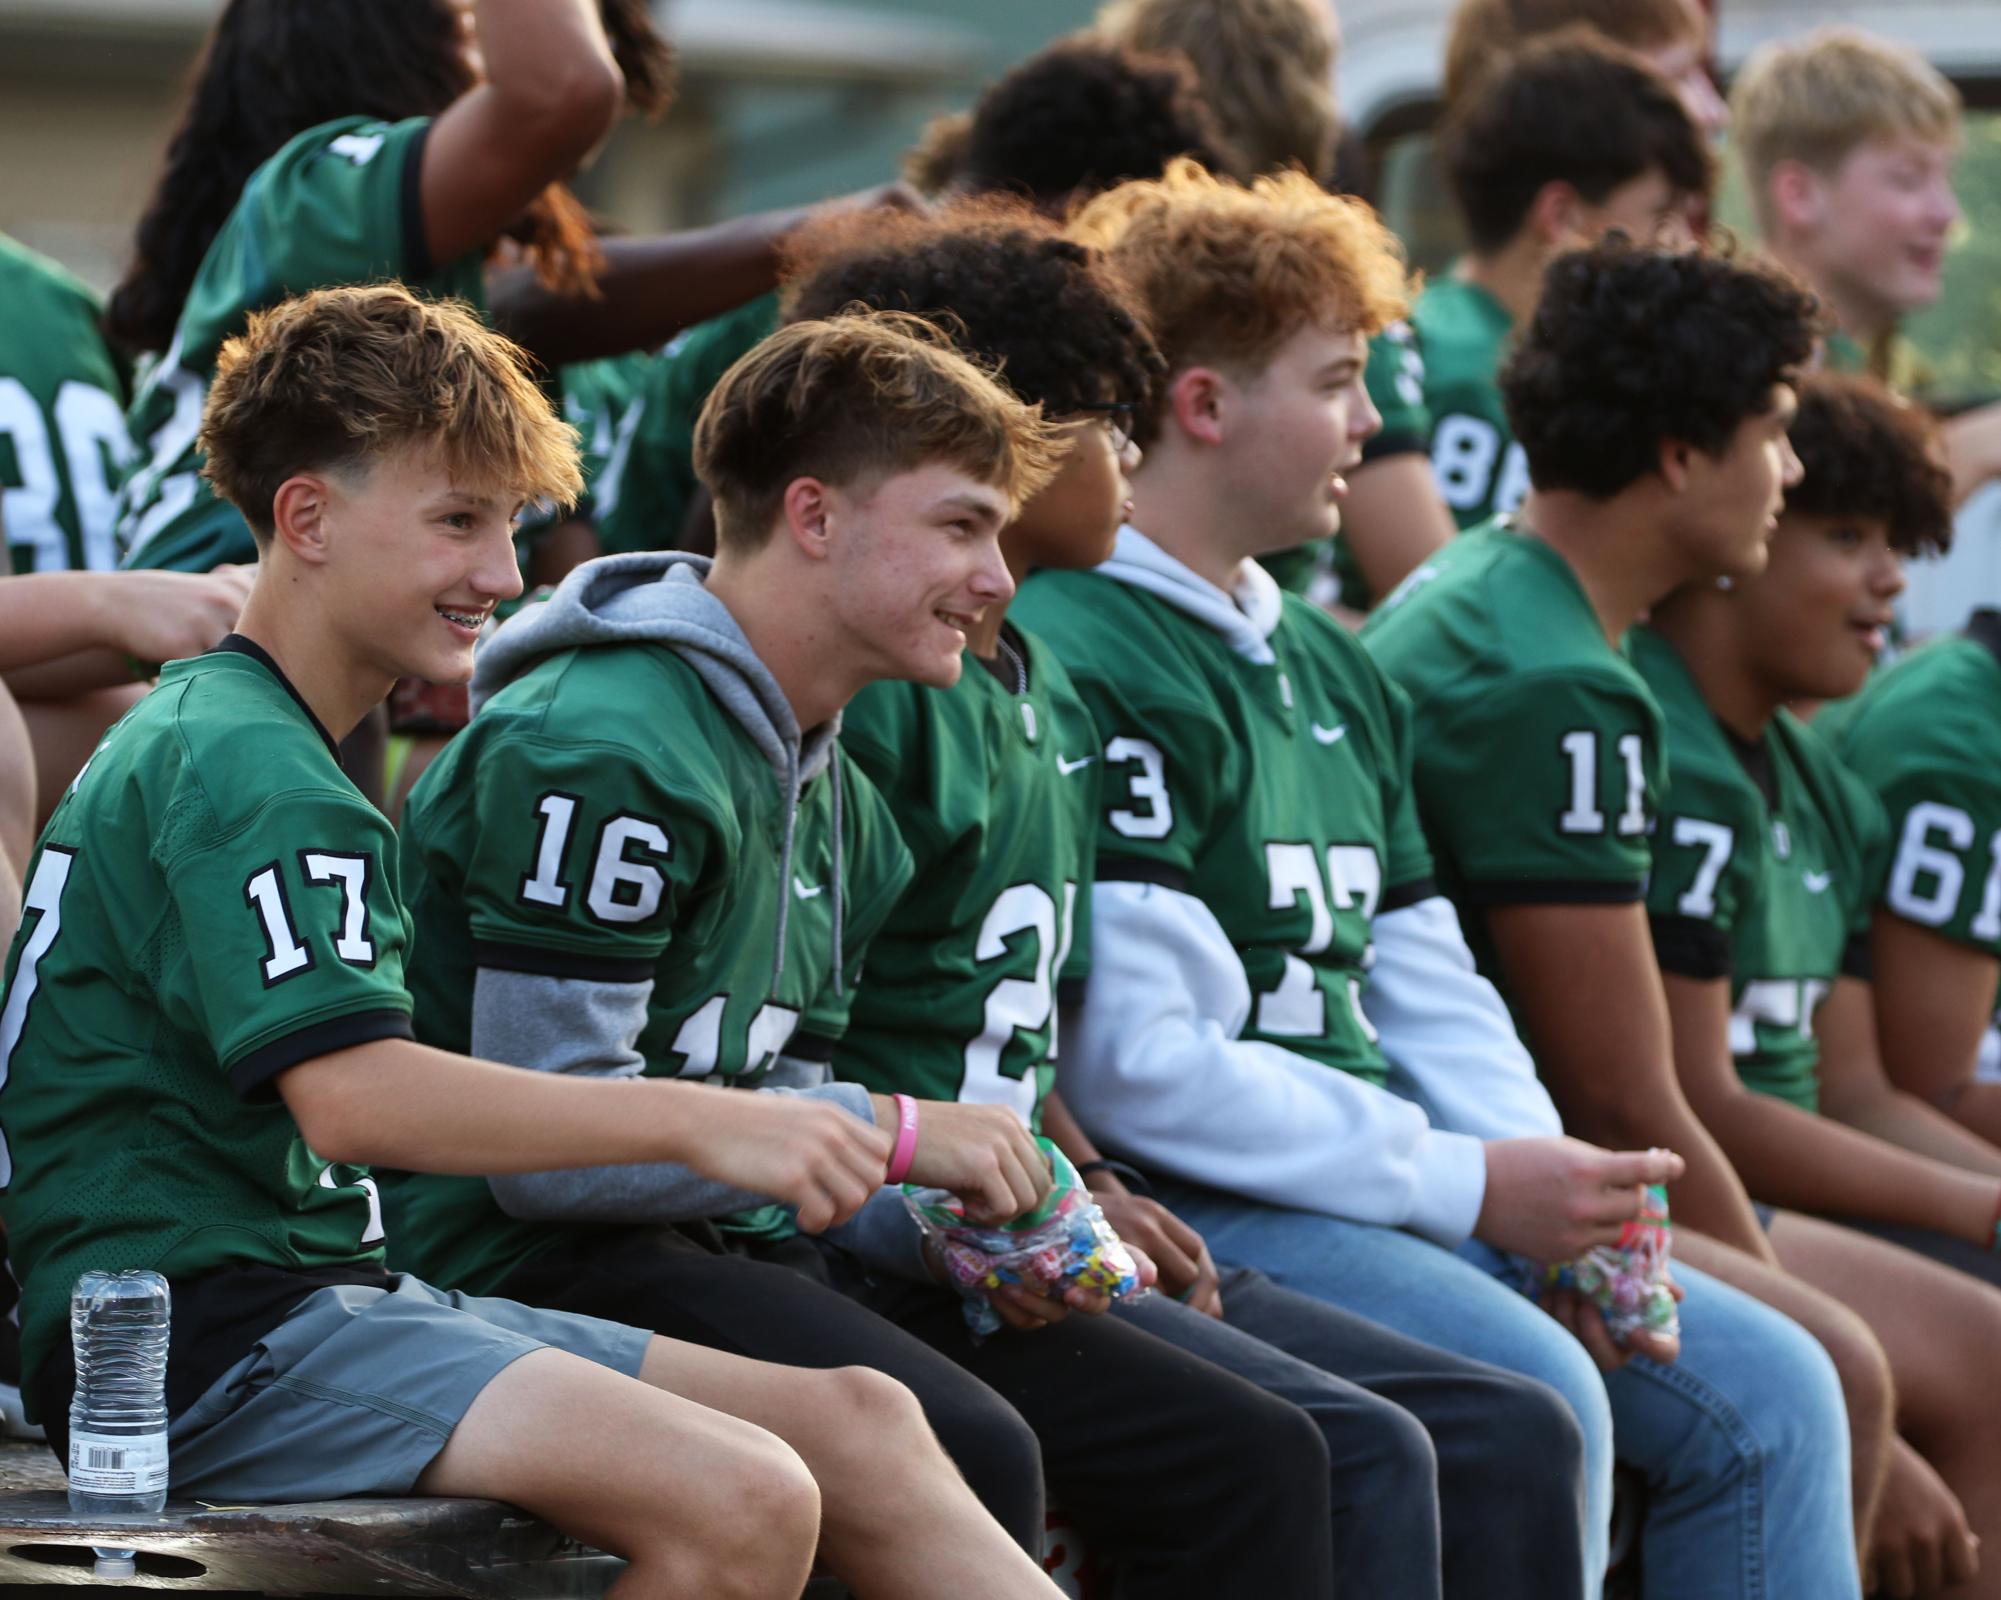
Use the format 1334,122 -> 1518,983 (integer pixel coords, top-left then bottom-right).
649,1436 -> 820,1600
813,1365 -> 938,1468
1813,1306 -> 1895,1444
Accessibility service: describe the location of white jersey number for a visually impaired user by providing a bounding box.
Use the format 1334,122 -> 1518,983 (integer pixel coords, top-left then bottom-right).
962,882 -> 1078,1123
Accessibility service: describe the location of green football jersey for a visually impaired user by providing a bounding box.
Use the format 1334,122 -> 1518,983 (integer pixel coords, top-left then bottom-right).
1364,522 -> 1666,986
1634,627 -> 1885,1113
1412,277 -> 1526,532
386,638 -> 913,1293
598,294 -> 778,556
1014,569 -> 1435,1087
514,353 -> 653,547
0,235 -> 135,573
0,639 -> 412,1403
118,117 -> 486,574
1263,319 -> 1433,607
835,627 -> 1099,1126
1820,614 -> 2001,971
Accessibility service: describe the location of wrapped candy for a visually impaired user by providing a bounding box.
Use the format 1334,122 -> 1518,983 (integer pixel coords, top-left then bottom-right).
1545,1182 -> 1679,1344
905,1140 -> 1145,1337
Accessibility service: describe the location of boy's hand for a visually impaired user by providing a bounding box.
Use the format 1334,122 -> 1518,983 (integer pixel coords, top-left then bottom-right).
1540,1270 -> 1682,1369
95,567 -> 256,668
1086,1179 -> 1223,1319
985,1245 -> 1156,1332
1477,1138 -> 1684,1265
687,1087 -> 891,1234
1870,1437 -> 1981,1597
873,1098 -> 1051,1224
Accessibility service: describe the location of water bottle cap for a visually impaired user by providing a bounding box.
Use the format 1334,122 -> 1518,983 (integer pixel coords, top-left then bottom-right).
93,1553 -> 137,1579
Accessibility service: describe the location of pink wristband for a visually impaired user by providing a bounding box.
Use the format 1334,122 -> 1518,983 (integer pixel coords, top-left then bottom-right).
884,1093 -> 921,1185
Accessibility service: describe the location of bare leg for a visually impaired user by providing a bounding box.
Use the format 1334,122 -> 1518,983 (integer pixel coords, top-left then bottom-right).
415,1345 -> 821,1600
1677,1227 -> 1894,1565
1773,1212 -> 2000,1598
636,1340 -> 1062,1599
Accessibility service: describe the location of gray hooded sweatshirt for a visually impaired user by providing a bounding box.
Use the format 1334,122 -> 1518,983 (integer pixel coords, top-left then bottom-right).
465,551 -> 920,1268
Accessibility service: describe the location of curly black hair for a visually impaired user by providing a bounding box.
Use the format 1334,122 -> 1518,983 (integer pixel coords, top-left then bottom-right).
779,200 -> 1165,417
959,40 -> 1240,207
1783,372 -> 1953,555
1501,239 -> 1819,499
1444,32 -> 1712,254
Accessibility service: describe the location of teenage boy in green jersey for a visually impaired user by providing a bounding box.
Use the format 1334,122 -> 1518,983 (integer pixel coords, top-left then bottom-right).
390,309 -> 1345,1592
0,282 -> 1065,1600
1382,36 -> 1710,542
1363,239 -> 1984,1589
1637,372 -> 2001,1589
1021,160 -> 1860,1598
1733,28 -> 2001,507
788,198 -> 1597,1600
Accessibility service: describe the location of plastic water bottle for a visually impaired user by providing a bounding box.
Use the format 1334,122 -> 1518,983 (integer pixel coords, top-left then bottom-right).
67,1270 -> 170,1580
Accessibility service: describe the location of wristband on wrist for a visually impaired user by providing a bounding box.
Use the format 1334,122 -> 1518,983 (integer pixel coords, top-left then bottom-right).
1075,1157 -> 1152,1196
884,1093 -> 921,1185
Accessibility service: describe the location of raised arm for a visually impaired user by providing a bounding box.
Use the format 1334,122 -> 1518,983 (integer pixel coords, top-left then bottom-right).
419,0 -> 623,273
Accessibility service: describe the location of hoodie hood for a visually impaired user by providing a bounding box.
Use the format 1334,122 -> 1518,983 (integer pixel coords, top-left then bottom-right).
471,550 -> 845,988
1097,524 -> 1285,664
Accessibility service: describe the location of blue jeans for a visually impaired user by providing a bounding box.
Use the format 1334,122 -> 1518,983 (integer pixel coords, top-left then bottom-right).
1156,1178 -> 1860,1600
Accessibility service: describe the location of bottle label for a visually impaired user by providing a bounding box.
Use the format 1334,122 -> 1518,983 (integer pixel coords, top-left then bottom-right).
67,1430 -> 169,1497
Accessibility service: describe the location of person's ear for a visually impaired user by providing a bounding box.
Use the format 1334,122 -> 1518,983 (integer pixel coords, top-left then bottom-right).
1166,365 -> 1229,448
1530,180 -> 1589,249
269,473 -> 338,566
1656,435 -> 1695,494
779,476 -> 836,562
1768,159 -> 1823,235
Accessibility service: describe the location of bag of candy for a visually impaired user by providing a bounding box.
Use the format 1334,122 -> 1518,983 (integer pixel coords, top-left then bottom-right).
905,1140 -> 1145,1337
1544,1181 -> 1679,1344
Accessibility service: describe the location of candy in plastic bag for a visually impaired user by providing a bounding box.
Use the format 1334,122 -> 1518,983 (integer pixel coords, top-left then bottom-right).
1545,1181 -> 1678,1344
904,1140 -> 1145,1337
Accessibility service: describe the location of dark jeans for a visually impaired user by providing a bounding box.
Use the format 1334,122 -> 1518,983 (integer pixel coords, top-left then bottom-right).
505,1227 -> 1337,1598
1118,1265 -> 1589,1600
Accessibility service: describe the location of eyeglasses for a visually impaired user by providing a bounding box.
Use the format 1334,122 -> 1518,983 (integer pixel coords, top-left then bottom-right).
1073,401 -> 1137,453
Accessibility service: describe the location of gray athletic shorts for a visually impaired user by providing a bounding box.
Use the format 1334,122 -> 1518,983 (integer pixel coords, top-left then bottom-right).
163,1273 -> 651,1503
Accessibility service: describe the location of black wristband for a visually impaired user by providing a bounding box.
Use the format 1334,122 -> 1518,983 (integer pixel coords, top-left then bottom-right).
1074,1158 -> 1152,1196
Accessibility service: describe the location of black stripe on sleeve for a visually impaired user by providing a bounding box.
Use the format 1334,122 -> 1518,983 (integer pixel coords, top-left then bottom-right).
786,1033 -> 837,1065
229,1009 -> 414,1101
1380,876 -> 1440,914
1360,430 -> 1427,464
1096,855 -> 1189,892
473,940 -> 657,984
1648,915 -> 1735,980
1056,975 -> 1088,1009
1457,878 -> 1647,907
401,121 -> 435,282
1841,933 -> 1874,983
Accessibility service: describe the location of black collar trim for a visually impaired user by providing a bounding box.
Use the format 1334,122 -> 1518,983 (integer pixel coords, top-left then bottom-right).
206,634 -> 342,765
1963,609 -> 2001,672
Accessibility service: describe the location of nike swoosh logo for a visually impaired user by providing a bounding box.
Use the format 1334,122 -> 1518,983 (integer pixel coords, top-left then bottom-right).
1803,871 -> 1832,894
1056,754 -> 1096,776
1311,723 -> 1348,746
793,878 -> 825,900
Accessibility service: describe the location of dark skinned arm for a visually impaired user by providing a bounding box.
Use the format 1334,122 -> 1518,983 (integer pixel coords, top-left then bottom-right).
1484,899 -> 1776,1260
1816,975 -> 2001,1174
1338,452 -> 1456,604
1870,907 -> 2001,1146
1661,970 -> 2001,1243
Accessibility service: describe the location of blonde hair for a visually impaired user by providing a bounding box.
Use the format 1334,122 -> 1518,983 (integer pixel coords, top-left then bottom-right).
693,310 -> 1066,551
1069,159 -> 1409,433
1096,0 -> 1338,178
1442,0 -> 1703,108
201,282 -> 580,542
1733,27 -> 1961,219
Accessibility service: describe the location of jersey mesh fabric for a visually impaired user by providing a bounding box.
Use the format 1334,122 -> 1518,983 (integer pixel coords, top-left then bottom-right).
0,647 -> 412,1410
1015,570 -> 1433,1088
1634,626 -> 1886,1112
0,233 -> 135,572
835,627 -> 1099,1125
386,639 -> 911,1292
